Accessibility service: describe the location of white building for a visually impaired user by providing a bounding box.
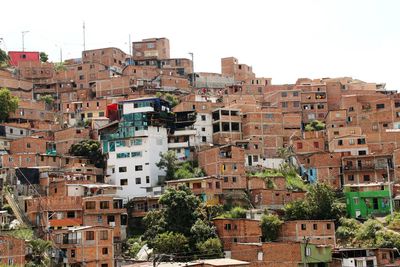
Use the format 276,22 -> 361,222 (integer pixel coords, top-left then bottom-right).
101,98 -> 172,200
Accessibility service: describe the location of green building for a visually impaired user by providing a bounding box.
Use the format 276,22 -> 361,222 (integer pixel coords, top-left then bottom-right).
344,183 -> 392,218
300,243 -> 332,267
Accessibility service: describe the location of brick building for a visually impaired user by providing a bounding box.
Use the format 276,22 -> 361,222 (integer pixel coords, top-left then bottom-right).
0,234 -> 26,266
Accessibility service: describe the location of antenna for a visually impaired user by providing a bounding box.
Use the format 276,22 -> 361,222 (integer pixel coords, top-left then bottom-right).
21,31 -> 29,51
83,21 -> 86,51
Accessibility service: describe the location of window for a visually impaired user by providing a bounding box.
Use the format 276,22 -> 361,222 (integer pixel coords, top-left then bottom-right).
348,175 -> 354,181
349,107 -> 354,112
358,150 -> 367,155
363,175 -> 370,182
71,249 -> 76,258
232,177 -> 237,183
102,247 -> 108,255
293,91 -> 299,97
201,115 -> 206,121
281,92 -> 287,97
135,177 -> 141,184
233,163 -> 237,171
27,143 -> 31,148
67,211 -> 75,218
265,114 -> 273,119
87,112 -> 93,118
349,139 -> 355,145
146,176 -> 150,183
135,165 -> 143,171
85,201 -> 95,209
313,142 -> 319,148
327,223 -> 332,230
301,224 -> 306,230
102,264 -> 109,267
100,201 -> 109,209
120,179 -> 128,186
376,103 -> 385,109
99,112 -> 105,117
201,127 -> 206,132
297,143 -> 303,149
131,151 -> 142,158
282,102 -> 288,108
86,231 -> 95,240
293,101 -> 300,108
79,75 -> 84,80
224,177 -> 228,183
119,167 -> 127,173
132,138 -> 142,146
313,224 -> 318,230
224,224 -> 232,230
338,140 -> 343,146
100,230 -> 108,240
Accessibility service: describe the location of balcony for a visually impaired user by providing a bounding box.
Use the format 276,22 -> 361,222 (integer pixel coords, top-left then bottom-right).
168,141 -> 189,149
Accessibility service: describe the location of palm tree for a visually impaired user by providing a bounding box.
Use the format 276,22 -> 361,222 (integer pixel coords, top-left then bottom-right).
26,239 -> 52,267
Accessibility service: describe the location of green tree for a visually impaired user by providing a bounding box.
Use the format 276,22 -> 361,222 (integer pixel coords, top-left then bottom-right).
305,120 -> 325,131
26,239 -> 52,267
142,210 -> 166,248
190,219 -> 216,244
174,161 -> 205,180
0,88 -> 19,122
126,237 -> 145,258
356,219 -> 384,246
156,150 -> 178,181
0,49 -> 9,67
336,218 -> 361,246
159,185 -> 201,236
39,95 -> 54,105
260,213 -> 283,242
39,52 -> 48,63
284,183 -> 345,221
54,62 -> 66,72
153,232 -> 188,255
228,206 -> 247,218
284,200 -> 309,220
196,238 -> 223,259
69,140 -> 105,168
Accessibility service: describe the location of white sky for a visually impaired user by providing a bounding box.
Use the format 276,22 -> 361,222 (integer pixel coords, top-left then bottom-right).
2,0 -> 400,89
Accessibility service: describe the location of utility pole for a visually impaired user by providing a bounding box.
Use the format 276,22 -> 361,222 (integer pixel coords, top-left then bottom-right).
387,159 -> 394,216
83,22 -> 86,51
188,52 -> 194,92
129,34 -> 132,62
21,31 -> 29,51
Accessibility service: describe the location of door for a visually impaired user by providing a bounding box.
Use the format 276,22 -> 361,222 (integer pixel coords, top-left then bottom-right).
248,155 -> 252,166
373,198 -> 379,210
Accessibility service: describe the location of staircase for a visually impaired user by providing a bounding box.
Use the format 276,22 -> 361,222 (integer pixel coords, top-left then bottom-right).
4,191 -> 31,227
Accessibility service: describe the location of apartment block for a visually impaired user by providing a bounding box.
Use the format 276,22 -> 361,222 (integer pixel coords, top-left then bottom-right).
212,108 -> 242,145
213,218 -> 261,251
198,145 -> 246,189
132,38 -> 170,60
278,220 -> 335,246
0,234 -> 26,266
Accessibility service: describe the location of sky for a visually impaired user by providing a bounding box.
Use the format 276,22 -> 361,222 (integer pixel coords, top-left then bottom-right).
1,0 -> 400,89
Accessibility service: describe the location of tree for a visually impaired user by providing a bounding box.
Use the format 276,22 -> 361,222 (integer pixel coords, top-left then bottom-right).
0,49 -> 9,67
39,52 -> 48,63
39,95 -> 54,105
336,218 -> 361,246
260,214 -> 283,242
54,62 -> 66,72
26,239 -> 52,267
156,151 -> 178,181
190,219 -> 216,244
0,88 -> 19,122
159,185 -> 201,236
174,162 -> 205,180
153,232 -> 188,255
305,120 -> 325,131
284,183 -> 345,221
306,183 -> 343,220
69,140 -> 105,168
142,210 -> 166,248
196,238 -> 223,259
283,200 -> 309,220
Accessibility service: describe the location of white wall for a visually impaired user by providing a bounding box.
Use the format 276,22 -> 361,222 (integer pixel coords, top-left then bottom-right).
194,113 -> 213,146
107,126 -> 167,200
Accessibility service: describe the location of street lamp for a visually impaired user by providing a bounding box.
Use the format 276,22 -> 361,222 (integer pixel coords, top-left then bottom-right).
188,52 -> 195,90
21,31 -> 29,51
